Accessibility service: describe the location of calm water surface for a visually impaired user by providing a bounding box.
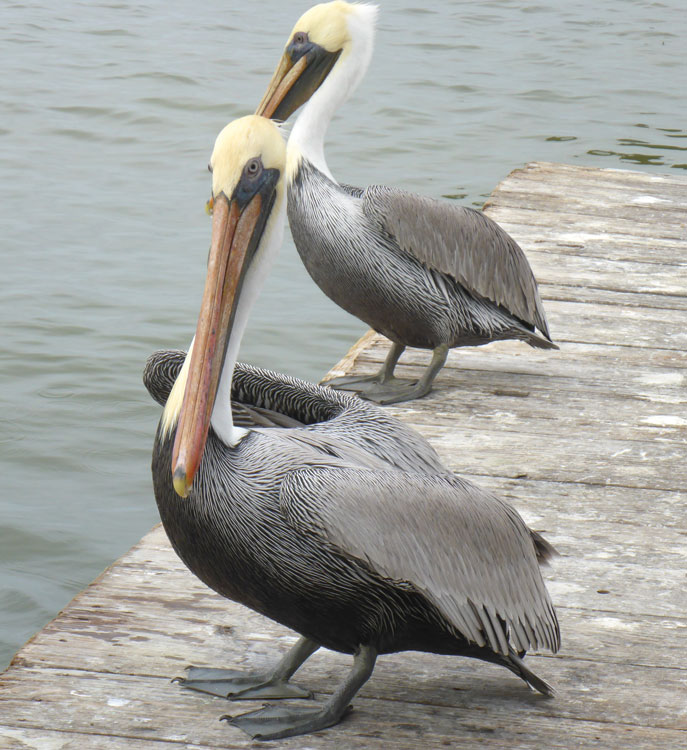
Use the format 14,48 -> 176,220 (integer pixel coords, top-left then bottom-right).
1,0 -> 685,668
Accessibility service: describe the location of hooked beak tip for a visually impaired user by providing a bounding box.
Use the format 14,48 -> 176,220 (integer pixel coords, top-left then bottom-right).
173,466 -> 191,498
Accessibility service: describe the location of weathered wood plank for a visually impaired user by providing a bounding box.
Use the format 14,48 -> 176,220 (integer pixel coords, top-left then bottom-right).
499,161 -> 687,200
490,187 -> 687,226
3,623 -> 687,734
541,284 -> 687,313
489,212 -> 686,256
526,252 -> 685,298
0,726 -> 219,750
329,339 -> 687,483
486,209 -> 686,255
14,584 -> 687,680
543,298 -> 687,350
3,650 -> 687,738
411,421 -> 685,490
3,668 -> 687,750
382,371 -> 686,440
509,161 -> 687,191
486,162 -> 687,222
463,475 -> 683,530
400,388 -> 687,444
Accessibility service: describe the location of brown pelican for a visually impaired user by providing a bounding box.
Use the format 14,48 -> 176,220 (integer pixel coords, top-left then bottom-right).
255,1 -> 557,404
148,114 -> 559,741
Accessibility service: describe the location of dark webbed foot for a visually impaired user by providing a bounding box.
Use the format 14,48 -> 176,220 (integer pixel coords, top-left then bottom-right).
175,636 -> 319,701
222,644 -> 377,741
322,372 -> 410,390
324,343 -> 448,405
359,343 -> 449,404
177,667 -> 312,700
355,378 -> 431,405
321,342 -> 407,393
222,702 -> 352,741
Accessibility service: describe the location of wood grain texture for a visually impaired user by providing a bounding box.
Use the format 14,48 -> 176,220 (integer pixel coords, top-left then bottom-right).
1,162 -> 686,748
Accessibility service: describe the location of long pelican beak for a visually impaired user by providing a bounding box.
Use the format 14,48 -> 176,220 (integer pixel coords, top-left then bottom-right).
256,41 -> 341,121
170,190 -> 268,498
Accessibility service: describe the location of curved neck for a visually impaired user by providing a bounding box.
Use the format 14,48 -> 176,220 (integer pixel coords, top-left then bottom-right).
288,13 -> 375,182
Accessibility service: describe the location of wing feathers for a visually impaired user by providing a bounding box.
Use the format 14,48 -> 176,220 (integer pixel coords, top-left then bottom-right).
362,185 -> 552,338
281,467 -> 559,656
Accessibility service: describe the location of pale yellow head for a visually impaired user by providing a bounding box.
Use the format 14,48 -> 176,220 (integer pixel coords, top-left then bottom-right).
289,1 -> 357,56
255,2 -> 377,142
210,115 -> 287,198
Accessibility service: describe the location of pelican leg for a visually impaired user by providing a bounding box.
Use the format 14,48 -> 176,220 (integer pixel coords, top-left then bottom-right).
361,343 -> 449,405
223,644 -> 377,741
176,636 -> 319,700
322,342 -> 409,391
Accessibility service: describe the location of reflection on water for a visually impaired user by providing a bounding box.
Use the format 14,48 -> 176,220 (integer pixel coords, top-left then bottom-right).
1,0 -> 686,669
589,124 -> 687,168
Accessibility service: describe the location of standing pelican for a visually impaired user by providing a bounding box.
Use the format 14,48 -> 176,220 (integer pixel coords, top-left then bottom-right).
255,1 -> 557,404
148,114 -> 559,741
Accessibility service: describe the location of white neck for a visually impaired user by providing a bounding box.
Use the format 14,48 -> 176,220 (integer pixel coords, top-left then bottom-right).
288,10 -> 376,182
209,191 -> 286,447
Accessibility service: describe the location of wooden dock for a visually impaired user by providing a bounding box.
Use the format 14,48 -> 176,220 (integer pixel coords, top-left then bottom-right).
1,162 -> 686,748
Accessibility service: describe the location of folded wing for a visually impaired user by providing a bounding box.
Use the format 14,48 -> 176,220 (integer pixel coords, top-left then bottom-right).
363,185 -> 551,337
281,467 -> 559,656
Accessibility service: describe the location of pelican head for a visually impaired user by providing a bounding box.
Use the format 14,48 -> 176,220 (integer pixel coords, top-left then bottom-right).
164,115 -> 287,498
256,1 -> 377,122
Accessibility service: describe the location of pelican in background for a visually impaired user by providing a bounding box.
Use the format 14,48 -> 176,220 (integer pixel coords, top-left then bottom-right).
256,1 -> 557,404
148,114 -> 559,741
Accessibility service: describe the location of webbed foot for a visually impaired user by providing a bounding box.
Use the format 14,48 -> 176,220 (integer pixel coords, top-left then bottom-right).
176,666 -> 312,700
222,701 -> 351,741
175,637 -> 319,701
321,342 -> 407,394
324,373 -> 413,393
221,643 -> 377,740
358,343 -> 448,404
322,372 -> 384,388
357,378 -> 432,405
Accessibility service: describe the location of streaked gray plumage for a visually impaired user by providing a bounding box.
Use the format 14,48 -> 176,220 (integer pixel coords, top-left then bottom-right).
365,185 -> 551,336
147,349 -> 559,718
146,350 -> 448,476
257,2 -> 556,404
288,161 -> 556,403
147,111 -> 558,740
144,349 -> 306,429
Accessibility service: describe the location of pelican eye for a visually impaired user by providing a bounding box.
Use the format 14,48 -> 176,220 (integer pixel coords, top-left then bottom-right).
292,31 -> 309,46
245,158 -> 262,178
234,157 -> 268,206
207,163 -> 213,173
